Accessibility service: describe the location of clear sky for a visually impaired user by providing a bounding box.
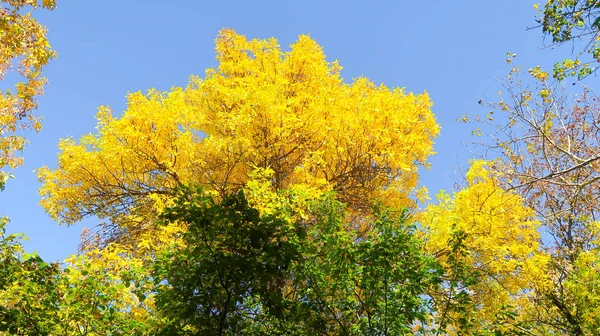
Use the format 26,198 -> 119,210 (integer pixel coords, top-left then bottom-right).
0,0 -> 561,262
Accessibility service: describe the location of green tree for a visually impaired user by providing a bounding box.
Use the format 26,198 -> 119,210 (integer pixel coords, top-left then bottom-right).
0,218 -> 157,335
153,185 -> 443,335
0,218 -> 62,335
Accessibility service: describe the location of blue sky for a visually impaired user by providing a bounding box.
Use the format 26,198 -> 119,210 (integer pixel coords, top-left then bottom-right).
1,0 -> 561,261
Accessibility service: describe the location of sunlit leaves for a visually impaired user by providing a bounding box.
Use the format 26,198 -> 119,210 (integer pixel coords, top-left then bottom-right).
472,60 -> 600,334
0,0 -> 55,186
0,219 -> 157,335
563,227 -> 600,335
539,0 -> 600,79
38,29 -> 439,248
420,161 -> 549,333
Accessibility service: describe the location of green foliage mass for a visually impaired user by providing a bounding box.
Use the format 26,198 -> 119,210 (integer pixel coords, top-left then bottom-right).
153,186 -> 443,335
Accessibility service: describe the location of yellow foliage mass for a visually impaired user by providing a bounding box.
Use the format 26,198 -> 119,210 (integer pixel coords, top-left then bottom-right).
38,29 -> 439,247
420,160 -> 550,332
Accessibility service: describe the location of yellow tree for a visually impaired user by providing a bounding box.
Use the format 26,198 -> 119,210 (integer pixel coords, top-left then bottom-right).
38,29 -> 439,248
0,0 -> 55,188
469,60 -> 600,334
420,161 -> 550,334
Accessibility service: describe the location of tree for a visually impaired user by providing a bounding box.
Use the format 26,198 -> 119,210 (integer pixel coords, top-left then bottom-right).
420,160 -> 549,335
37,29 -> 439,249
490,3 -> 600,332
153,184 -> 443,335
36,28 -> 555,334
0,217 -> 157,335
470,60 -> 600,334
0,0 -> 55,188
0,3 -> 56,331
0,217 -> 62,335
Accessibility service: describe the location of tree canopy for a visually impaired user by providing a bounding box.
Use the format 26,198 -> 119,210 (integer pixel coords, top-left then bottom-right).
38,29 -> 439,248
154,186 -> 443,335
3,3 -> 600,335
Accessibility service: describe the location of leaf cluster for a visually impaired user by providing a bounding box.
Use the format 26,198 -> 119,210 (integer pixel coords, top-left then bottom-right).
153,186 -> 442,335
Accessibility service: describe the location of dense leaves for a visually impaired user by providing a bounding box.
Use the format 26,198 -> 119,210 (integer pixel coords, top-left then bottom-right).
37,29 -> 438,248
3,4 -> 599,334
153,186 -> 443,335
0,218 -> 61,335
421,161 -> 549,335
0,218 -> 157,335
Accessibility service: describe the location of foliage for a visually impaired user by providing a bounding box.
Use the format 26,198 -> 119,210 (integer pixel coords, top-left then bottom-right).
0,218 -> 157,335
562,223 -> 600,335
482,63 -> 600,261
5,23 -> 588,335
55,246 -> 157,335
153,185 -> 443,335
537,0 -> 600,79
470,59 -> 600,334
37,29 -> 439,248
420,161 -> 549,335
0,0 -> 55,188
0,217 -> 62,335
